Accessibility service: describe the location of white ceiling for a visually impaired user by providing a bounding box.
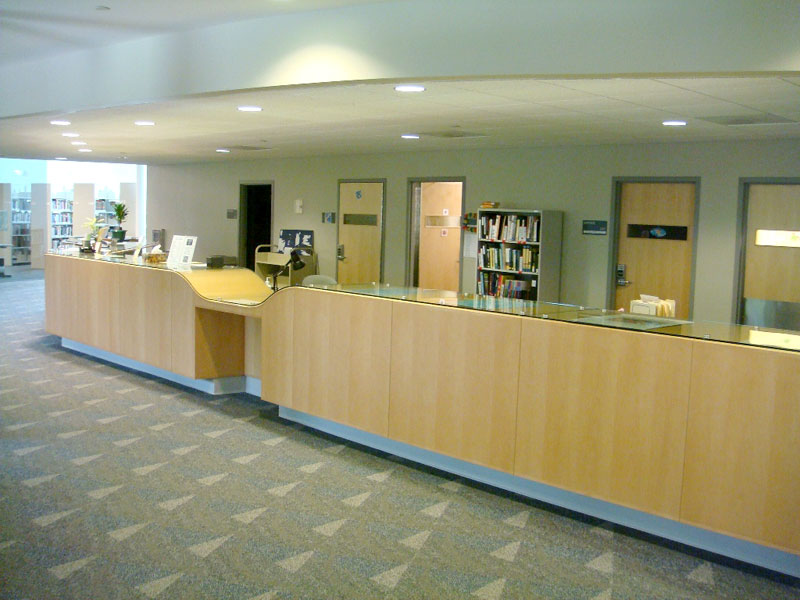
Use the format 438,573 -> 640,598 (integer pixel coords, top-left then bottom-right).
1,75 -> 799,164
0,2 -> 798,164
0,0 -> 404,65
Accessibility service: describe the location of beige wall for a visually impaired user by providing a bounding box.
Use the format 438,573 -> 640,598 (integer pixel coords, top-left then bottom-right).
147,138 -> 800,323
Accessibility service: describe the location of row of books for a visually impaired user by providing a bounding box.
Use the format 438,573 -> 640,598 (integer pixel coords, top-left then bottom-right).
478,245 -> 539,272
51,198 -> 71,210
478,271 -> 537,299
51,224 -> 73,237
480,213 -> 540,242
51,213 -> 72,224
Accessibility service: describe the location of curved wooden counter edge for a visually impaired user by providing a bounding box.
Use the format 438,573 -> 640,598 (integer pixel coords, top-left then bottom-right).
44,254 -> 266,379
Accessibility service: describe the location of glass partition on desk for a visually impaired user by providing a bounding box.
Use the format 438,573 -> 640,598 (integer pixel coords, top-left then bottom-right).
299,280 -> 800,353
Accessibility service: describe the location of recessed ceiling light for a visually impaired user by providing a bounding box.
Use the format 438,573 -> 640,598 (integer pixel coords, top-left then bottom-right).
62,132 -> 80,138
54,157 -> 68,161
50,120 -> 71,126
216,148 -> 230,153
662,120 -> 687,127
401,134 -> 420,139
237,105 -> 262,112
395,85 -> 426,93
71,141 -> 87,146
78,148 -> 92,152
134,120 -> 155,126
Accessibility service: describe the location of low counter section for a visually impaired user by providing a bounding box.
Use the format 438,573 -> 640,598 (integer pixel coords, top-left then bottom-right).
44,253 -> 800,577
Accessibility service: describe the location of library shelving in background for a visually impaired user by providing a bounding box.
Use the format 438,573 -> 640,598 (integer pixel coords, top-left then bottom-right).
50,196 -> 73,251
476,208 -> 563,301
95,197 -> 117,223
11,191 -> 31,265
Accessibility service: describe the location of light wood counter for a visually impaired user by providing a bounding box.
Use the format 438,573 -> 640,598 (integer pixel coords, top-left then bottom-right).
44,255 -> 800,569
45,254 -> 265,379
515,319 -> 692,519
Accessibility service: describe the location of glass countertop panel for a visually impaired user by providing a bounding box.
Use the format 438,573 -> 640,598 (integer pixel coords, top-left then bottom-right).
48,252 -> 800,352
299,281 -> 800,353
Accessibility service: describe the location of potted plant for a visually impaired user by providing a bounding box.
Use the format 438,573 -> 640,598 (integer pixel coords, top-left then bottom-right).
112,203 -> 129,241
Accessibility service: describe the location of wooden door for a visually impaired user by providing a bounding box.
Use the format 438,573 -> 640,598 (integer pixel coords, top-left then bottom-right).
614,182 -> 696,319
337,181 -> 384,284
741,184 -> 800,320
744,184 -> 800,302
418,181 -> 463,292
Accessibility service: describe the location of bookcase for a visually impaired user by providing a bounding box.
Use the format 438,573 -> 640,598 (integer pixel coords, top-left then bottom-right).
476,208 -> 563,302
0,185 -> 10,271
31,184 -> 69,268
11,189 -> 31,265
50,196 -> 74,251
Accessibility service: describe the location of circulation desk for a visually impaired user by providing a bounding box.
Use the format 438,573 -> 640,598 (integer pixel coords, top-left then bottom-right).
44,253 -> 800,577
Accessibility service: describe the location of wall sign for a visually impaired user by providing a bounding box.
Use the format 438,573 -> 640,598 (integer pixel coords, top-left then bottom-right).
582,220 -> 608,235
342,213 -> 378,226
627,224 -> 688,240
278,229 -> 314,253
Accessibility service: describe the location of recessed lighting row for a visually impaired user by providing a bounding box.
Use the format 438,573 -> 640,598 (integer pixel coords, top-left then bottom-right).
49,117 -> 157,159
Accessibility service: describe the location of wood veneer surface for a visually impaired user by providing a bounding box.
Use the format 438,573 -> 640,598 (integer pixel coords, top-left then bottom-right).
291,288 -> 392,436
681,340 -> 800,554
515,319 -> 692,519
389,301 -> 520,472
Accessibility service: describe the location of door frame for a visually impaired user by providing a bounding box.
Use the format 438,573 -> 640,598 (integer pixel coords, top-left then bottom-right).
607,176 -> 701,318
238,180 -> 274,269
336,178 -> 387,283
733,177 -> 800,323
405,176 -> 466,289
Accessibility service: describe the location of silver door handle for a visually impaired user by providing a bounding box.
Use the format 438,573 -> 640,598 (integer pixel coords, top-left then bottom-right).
336,244 -> 346,261
616,278 -> 633,286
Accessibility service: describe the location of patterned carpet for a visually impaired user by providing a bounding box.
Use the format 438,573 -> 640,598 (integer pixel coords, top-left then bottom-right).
1,272 -> 799,599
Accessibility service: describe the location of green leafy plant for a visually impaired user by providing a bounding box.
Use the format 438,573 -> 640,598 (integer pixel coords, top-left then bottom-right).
113,202 -> 129,227
83,216 -> 104,241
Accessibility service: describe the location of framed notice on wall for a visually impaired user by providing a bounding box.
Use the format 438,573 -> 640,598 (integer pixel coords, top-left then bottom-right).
278,229 -> 314,254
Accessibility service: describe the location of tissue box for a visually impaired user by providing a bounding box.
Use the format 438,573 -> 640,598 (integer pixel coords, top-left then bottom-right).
630,300 -> 658,315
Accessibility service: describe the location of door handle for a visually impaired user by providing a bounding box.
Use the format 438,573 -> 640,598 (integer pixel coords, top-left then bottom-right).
616,278 -> 633,287
337,244 -> 346,261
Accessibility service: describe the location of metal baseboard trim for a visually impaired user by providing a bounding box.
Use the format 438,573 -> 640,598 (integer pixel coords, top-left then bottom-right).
61,338 -> 246,396
279,406 -> 800,578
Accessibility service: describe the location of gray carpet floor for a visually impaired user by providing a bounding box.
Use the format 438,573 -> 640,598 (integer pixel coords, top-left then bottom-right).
1,271 -> 799,599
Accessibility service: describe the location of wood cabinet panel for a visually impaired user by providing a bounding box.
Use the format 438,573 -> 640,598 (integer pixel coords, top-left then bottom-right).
245,317 -> 261,378
260,288 -> 294,406
291,288 -> 392,435
681,341 -> 800,553
170,275 -> 195,378
117,265 -> 172,368
44,256 -> 119,352
44,254 -> 77,339
83,259 -> 120,352
389,302 -> 520,472
515,319 -> 692,519
194,308 -> 245,379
